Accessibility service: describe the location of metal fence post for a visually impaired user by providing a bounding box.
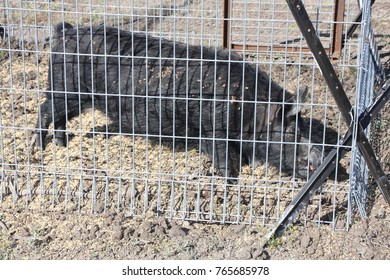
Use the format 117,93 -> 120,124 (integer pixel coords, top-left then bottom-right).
286,0 -> 390,203
266,0 -> 390,239
331,0 -> 346,57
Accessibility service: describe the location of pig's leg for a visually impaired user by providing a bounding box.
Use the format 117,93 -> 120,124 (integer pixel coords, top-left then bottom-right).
201,139 -> 234,181
31,94 -> 81,149
31,98 -> 53,150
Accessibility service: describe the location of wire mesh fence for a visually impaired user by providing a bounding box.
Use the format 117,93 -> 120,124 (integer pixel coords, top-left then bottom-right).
349,0 -> 380,221
0,0 -> 378,230
226,0 -> 352,55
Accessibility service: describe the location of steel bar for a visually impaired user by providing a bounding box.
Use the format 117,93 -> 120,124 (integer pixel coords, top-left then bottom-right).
223,0 -> 231,49
285,0 -> 390,202
267,136 -> 351,238
331,0 -> 346,57
268,76 -> 390,238
287,0 -> 353,124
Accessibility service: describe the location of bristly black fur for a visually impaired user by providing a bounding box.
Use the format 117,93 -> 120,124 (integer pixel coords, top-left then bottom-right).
32,22 -> 321,179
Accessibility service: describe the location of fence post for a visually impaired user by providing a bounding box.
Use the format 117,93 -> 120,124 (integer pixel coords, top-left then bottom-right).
286,0 -> 390,201
331,0 -> 345,57
266,0 -> 390,239
223,0 -> 231,49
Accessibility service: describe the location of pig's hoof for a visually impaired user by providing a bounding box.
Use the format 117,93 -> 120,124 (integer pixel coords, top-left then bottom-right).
54,137 -> 66,147
30,133 -> 44,151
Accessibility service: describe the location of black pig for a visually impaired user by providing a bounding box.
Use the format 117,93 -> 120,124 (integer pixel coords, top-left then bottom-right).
31,22 -> 321,179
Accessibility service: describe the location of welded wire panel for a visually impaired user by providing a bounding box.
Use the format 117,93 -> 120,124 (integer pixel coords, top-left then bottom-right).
0,0 -> 368,229
1,1 -> 224,47
350,0 -> 376,220
226,0 -> 360,58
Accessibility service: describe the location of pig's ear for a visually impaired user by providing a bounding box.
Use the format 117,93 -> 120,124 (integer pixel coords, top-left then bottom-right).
286,86 -> 308,118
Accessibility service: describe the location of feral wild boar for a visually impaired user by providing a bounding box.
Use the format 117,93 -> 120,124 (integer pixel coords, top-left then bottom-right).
31,22 -> 321,180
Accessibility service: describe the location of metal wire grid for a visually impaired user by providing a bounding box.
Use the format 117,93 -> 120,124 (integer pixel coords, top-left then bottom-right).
229,0 -> 335,51
1,1 -> 224,47
0,0 -> 369,229
226,0 -> 361,60
349,0 -> 376,220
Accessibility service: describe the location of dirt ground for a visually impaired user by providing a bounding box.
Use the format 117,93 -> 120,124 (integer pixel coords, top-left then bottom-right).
0,0 -> 389,260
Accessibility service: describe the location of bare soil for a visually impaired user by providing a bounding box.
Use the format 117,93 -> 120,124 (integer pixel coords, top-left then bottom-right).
0,0 -> 389,260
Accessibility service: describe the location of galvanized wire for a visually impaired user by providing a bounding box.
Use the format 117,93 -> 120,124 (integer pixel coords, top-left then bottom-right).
0,0 -> 375,229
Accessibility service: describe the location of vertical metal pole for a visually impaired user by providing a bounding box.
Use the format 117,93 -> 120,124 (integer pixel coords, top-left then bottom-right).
331,0 -> 345,57
223,0 -> 231,49
284,0 -> 390,204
